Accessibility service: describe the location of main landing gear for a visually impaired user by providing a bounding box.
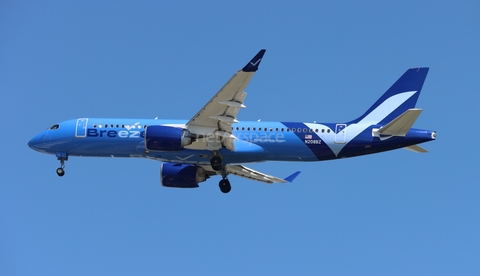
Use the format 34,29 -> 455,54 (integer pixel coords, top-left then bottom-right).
219,179 -> 231,193
210,151 -> 231,193
56,154 -> 68,177
210,156 -> 222,171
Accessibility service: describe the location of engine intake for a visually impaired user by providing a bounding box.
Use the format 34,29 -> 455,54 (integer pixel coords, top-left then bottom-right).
145,125 -> 192,151
161,163 -> 208,188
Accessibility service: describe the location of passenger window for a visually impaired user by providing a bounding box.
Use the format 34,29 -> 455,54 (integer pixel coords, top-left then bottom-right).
292,128 -> 296,132
327,129 -> 331,133
322,129 -> 325,133
99,124 -> 103,128
281,128 -> 284,132
93,124 -> 97,128
253,127 -> 256,131
303,128 -> 307,132
315,129 -> 318,133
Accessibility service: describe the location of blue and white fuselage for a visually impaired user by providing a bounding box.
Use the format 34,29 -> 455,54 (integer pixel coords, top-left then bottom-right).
28,50 -> 436,193
29,119 -> 435,163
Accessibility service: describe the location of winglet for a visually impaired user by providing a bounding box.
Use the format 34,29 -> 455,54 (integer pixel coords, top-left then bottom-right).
242,49 -> 266,72
284,171 -> 301,182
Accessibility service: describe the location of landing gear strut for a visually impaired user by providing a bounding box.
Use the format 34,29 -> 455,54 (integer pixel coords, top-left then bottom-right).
209,151 -> 231,193
56,154 -> 68,177
218,161 -> 231,194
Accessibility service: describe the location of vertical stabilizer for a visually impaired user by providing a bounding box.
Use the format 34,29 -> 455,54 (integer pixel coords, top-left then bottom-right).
349,68 -> 429,125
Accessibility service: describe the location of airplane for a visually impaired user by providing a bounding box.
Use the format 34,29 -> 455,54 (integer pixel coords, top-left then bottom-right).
28,49 -> 436,193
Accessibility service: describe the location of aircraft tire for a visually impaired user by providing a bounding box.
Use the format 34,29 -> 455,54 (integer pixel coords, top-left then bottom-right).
56,168 -> 65,177
210,156 -> 222,171
219,179 -> 231,193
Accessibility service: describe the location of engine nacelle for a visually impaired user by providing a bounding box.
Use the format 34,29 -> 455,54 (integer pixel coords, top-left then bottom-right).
160,163 -> 208,188
145,125 -> 192,151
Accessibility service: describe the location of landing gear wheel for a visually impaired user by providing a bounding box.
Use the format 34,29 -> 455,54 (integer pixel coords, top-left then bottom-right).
219,179 -> 231,194
56,167 -> 65,177
210,156 -> 223,171
56,155 -> 67,177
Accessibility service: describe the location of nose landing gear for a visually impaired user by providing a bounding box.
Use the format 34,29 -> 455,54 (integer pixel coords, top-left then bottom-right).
56,153 -> 68,177
56,167 -> 65,177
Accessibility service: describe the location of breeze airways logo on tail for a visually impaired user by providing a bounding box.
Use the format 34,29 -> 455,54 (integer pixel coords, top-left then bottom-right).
87,129 -> 144,138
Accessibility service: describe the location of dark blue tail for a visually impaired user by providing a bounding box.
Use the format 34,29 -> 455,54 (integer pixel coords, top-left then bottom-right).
349,68 -> 429,125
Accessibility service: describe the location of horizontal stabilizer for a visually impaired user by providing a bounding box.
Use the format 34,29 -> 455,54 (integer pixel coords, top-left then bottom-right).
377,108 -> 422,137
404,144 -> 428,153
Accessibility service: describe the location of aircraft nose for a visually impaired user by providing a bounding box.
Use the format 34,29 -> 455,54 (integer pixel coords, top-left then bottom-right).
28,132 -> 46,149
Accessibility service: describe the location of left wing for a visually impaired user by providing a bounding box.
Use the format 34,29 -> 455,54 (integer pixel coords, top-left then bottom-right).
200,164 -> 301,184
186,50 -> 266,151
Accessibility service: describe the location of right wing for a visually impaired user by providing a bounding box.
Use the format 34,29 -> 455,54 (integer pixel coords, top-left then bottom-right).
185,50 -> 266,151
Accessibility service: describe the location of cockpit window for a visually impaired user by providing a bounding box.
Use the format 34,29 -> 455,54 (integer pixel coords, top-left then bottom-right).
49,124 -> 60,130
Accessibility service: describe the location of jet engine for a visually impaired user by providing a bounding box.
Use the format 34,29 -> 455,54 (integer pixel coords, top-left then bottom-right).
160,163 -> 209,188
145,126 -> 192,151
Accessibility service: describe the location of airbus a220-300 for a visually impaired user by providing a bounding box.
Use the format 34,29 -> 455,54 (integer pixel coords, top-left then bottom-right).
28,50 -> 436,193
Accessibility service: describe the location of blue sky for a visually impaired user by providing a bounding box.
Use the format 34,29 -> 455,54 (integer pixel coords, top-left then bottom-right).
1,0 -> 479,275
